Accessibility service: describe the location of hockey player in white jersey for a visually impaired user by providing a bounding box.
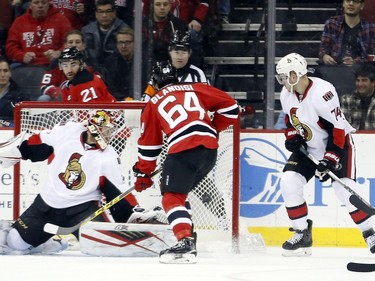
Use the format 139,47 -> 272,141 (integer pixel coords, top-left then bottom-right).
276,52 -> 375,256
0,110 -> 164,255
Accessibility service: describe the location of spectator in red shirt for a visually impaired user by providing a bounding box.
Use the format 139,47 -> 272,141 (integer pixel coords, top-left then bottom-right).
49,0 -> 86,30
6,0 -> 72,67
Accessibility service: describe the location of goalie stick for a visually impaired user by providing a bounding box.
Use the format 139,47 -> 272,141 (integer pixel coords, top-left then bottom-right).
347,262 -> 375,272
299,146 -> 374,214
43,167 -> 162,235
0,131 -> 27,149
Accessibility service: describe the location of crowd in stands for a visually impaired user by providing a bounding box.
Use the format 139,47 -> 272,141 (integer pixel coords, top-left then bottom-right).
0,0 -> 231,127
274,0 -> 375,131
1,0 -> 375,131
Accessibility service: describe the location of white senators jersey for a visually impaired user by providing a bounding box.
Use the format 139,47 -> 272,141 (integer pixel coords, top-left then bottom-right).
37,122 -> 126,208
280,77 -> 355,159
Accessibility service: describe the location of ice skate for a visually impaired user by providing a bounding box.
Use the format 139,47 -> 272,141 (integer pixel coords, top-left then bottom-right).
282,219 -> 313,257
159,237 -> 197,264
127,206 -> 168,224
363,228 -> 375,254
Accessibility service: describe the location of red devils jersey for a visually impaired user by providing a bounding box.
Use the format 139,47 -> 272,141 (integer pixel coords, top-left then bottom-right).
62,69 -> 115,102
137,82 -> 239,174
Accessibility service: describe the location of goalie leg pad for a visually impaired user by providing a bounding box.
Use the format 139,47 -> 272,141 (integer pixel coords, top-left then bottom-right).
80,222 -> 176,257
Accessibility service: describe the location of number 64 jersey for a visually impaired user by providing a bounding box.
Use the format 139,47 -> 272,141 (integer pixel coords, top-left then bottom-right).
137,82 -> 239,174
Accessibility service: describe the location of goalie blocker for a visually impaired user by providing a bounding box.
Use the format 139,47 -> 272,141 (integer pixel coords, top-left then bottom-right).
79,222 -> 176,257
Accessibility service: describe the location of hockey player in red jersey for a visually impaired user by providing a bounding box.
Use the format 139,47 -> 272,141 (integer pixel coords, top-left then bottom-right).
59,47 -> 115,103
132,61 -> 239,263
0,110 -> 159,255
276,52 -> 375,257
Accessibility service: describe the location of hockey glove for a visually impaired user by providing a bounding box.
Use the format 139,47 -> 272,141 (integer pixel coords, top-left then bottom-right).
315,152 -> 340,182
133,165 -> 153,192
284,128 -> 307,153
43,85 -> 61,100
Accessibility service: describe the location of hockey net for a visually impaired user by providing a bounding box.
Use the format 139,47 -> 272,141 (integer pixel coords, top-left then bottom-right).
12,102 -> 240,251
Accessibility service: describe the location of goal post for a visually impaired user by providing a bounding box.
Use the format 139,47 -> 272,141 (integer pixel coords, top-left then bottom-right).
12,101 -> 240,250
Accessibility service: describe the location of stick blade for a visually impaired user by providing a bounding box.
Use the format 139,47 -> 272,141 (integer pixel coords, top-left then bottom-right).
349,195 -> 375,215
347,262 -> 375,272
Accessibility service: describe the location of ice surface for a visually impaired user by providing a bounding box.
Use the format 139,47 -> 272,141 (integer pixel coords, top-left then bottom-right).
1,247 -> 375,281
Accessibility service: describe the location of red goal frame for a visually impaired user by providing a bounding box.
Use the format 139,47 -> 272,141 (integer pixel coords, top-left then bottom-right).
13,101 -> 240,244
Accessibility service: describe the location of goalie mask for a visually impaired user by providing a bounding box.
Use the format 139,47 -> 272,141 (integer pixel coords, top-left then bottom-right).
275,52 -> 307,88
87,110 -> 117,150
150,60 -> 178,89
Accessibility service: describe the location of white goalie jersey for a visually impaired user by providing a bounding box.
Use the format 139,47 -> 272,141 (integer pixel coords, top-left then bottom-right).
280,76 -> 356,159
37,122 -> 127,208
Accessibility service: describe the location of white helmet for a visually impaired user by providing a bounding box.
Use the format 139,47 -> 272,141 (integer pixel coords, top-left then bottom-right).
275,53 -> 307,85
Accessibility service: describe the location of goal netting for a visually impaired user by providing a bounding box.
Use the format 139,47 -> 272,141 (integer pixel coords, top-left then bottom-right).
13,102 -> 240,251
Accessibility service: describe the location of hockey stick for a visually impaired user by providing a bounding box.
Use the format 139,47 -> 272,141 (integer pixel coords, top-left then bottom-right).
43,167 -> 163,235
299,146 -> 375,214
347,262 -> 375,272
0,131 -> 27,149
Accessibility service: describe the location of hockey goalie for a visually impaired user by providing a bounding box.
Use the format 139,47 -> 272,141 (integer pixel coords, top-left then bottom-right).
0,110 -> 174,256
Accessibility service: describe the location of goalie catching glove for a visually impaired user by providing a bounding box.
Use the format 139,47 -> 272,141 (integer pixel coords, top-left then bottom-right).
284,128 -> 307,153
133,164 -> 153,192
315,152 -> 340,182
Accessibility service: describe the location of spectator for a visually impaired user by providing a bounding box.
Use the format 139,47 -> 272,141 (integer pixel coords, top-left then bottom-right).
341,62 -> 375,130
102,27 -> 146,101
39,29 -> 96,101
0,57 -> 28,127
115,0 -> 134,27
360,0 -> 375,23
11,0 -> 30,17
59,47 -> 115,102
49,0 -> 86,30
240,105 -> 261,129
0,0 -> 13,56
142,0 -> 188,71
216,0 -> 231,24
319,0 -> 375,66
82,0 -> 130,71
6,0 -> 72,67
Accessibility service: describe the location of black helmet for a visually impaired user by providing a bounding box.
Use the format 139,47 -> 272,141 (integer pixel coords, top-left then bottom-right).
169,30 -> 191,51
59,47 -> 84,63
151,60 -> 178,89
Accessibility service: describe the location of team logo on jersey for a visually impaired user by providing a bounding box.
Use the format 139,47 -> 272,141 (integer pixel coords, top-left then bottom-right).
322,91 -> 334,101
290,107 -> 312,141
58,153 -> 86,190
240,138 -> 288,218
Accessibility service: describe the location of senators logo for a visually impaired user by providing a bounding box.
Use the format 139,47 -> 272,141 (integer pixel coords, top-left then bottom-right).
290,108 -> 312,141
58,153 -> 86,190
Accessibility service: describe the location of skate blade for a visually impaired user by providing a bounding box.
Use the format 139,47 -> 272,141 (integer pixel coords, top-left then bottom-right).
159,253 -> 197,264
282,247 -> 312,257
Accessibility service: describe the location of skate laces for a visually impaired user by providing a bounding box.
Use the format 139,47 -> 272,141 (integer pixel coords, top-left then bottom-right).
286,228 -> 304,245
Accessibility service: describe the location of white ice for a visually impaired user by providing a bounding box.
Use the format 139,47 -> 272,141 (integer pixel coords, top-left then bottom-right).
1,247 -> 375,281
